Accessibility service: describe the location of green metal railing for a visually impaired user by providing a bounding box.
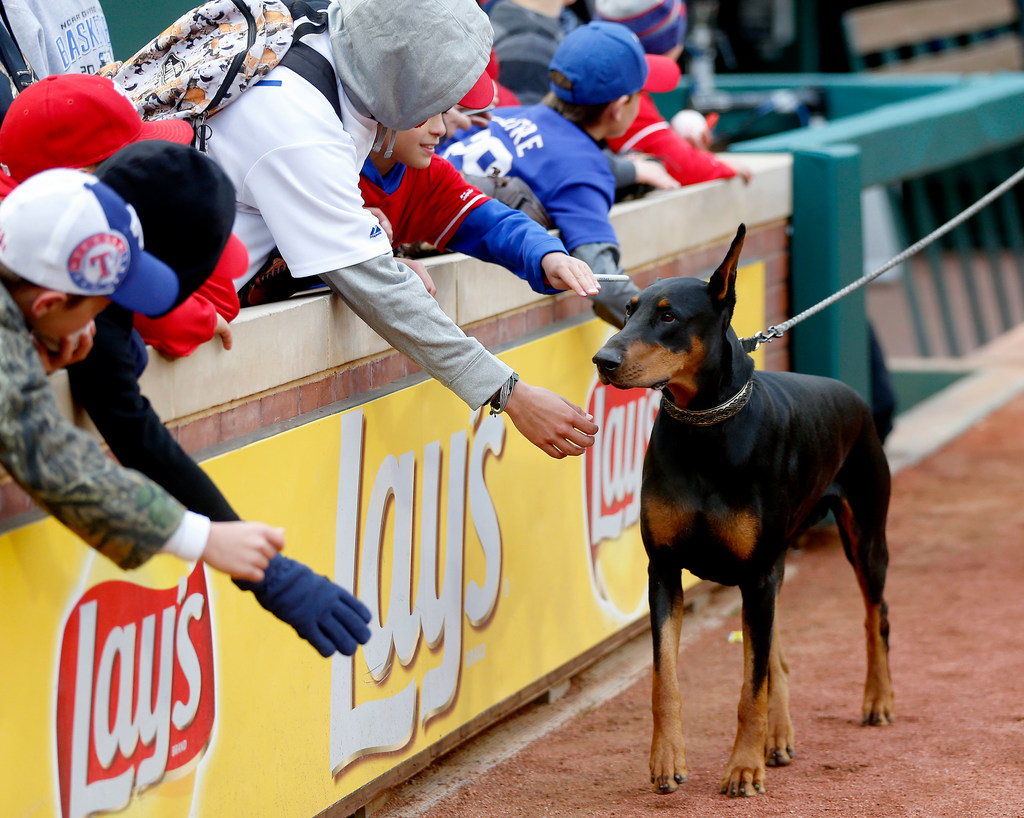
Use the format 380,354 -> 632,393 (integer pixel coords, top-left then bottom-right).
655,73 -> 1024,402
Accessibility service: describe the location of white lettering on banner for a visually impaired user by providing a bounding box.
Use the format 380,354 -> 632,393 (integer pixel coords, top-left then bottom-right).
69,602 -> 132,818
466,415 -> 504,625
584,382 -> 660,594
57,568 -> 215,818
330,409 -> 506,775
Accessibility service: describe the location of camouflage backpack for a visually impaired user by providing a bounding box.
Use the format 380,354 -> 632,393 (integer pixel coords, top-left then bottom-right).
101,0 -> 332,147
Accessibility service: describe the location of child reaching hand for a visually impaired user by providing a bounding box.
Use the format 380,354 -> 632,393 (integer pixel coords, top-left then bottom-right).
359,112 -> 600,298
0,169 -> 285,583
441,21 -> 683,325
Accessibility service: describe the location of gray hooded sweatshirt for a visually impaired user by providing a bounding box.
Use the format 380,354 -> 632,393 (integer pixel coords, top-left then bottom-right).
2,0 -> 113,77
328,0 -> 492,131
209,0 -> 512,410
318,0 -> 511,410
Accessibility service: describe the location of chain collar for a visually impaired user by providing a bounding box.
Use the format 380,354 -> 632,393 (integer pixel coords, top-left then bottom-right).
659,377 -> 754,426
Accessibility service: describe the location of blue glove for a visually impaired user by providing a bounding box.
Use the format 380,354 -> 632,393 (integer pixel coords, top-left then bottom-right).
241,554 -> 372,657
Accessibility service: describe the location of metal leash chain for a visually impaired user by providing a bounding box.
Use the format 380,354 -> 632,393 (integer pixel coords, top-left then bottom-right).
740,164 -> 1024,353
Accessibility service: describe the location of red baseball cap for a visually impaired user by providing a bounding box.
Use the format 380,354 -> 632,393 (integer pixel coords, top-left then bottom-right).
458,69 -> 498,114
0,74 -> 194,194
643,53 -> 682,94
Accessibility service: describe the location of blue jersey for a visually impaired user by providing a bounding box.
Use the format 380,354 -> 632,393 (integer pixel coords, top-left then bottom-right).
441,104 -> 618,253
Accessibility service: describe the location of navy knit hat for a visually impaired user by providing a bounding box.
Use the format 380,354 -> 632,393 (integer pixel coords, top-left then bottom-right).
95,142 -> 237,311
594,0 -> 687,56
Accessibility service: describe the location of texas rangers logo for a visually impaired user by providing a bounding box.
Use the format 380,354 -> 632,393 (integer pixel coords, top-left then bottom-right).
67,232 -> 131,293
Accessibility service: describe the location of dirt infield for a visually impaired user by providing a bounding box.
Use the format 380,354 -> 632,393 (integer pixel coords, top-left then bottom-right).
377,391 -> 1024,818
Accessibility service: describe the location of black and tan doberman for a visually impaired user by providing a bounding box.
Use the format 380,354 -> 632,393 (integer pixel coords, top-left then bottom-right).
592,225 -> 894,798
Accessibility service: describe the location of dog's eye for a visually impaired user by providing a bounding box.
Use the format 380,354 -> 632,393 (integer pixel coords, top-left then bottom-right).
659,312 -> 676,323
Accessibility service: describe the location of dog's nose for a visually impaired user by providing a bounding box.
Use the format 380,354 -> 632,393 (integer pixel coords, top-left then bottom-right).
592,346 -> 622,374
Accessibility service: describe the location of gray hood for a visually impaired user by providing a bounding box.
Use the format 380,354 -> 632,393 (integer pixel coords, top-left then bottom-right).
328,0 -> 493,131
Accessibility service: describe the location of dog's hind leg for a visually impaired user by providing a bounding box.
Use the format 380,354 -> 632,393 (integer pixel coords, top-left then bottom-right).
834,444 -> 895,726
765,617 -> 795,767
721,565 -> 782,797
647,558 -> 689,793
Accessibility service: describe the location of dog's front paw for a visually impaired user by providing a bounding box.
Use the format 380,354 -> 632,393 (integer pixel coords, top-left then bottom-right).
766,743 -> 795,767
862,678 -> 895,726
861,698 -> 895,726
765,712 -> 795,767
720,762 -> 766,797
649,736 -> 688,794
764,715 -> 795,767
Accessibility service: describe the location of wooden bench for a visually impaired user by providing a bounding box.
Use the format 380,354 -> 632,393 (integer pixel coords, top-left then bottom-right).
843,0 -> 1024,73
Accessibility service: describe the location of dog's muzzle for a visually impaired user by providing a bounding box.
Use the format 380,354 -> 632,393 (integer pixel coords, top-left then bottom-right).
592,345 -> 622,385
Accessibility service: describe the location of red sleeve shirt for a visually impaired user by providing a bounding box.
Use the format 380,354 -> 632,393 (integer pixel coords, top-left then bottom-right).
606,93 -> 737,187
358,155 -> 491,250
133,255 -> 241,359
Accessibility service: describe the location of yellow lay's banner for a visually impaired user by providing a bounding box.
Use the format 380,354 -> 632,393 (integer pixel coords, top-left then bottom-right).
0,264 -> 765,818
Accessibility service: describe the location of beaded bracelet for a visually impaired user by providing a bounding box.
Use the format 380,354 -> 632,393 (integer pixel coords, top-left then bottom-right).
488,372 -> 520,415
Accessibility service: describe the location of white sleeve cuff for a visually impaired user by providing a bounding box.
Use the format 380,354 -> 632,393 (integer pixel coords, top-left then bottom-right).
162,511 -> 212,562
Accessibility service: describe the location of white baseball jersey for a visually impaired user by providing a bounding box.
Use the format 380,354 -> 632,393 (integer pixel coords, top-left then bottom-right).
202,33 -> 392,287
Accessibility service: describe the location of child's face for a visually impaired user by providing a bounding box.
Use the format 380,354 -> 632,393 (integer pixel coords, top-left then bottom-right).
609,92 -> 643,140
27,292 -> 111,344
391,114 -> 448,170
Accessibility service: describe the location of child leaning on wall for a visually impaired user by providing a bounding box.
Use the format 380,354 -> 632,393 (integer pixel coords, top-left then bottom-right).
0,73 -> 372,657
358,111 -> 600,299
441,21 -> 680,326
484,0 -> 680,195
0,169 -> 285,582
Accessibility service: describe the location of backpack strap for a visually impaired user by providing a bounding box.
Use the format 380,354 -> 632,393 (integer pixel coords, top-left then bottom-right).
288,0 -> 331,39
279,41 -> 341,121
279,0 -> 340,120
0,17 -> 32,126
0,10 -> 32,93
192,0 -> 336,151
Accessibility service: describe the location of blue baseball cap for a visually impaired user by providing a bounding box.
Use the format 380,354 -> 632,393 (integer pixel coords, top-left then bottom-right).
0,168 -> 180,316
549,21 -> 682,106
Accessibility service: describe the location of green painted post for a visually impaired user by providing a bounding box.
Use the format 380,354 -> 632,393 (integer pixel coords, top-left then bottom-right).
103,0 -> 195,60
790,146 -> 870,400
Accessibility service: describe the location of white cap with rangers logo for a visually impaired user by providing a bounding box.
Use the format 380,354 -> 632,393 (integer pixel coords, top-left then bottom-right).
0,168 -> 180,317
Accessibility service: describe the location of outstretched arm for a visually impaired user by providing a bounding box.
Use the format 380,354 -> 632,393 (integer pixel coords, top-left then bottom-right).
320,253 -> 512,408
68,307 -> 239,520
572,242 -> 642,330
448,200 -> 599,296
320,253 -> 598,456
66,305 -> 371,655
0,294 -> 183,567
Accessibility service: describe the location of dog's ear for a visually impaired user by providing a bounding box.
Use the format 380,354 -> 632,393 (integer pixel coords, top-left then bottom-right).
707,224 -> 746,307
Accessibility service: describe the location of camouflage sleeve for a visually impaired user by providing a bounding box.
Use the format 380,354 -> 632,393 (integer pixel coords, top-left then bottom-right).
0,289 -> 186,568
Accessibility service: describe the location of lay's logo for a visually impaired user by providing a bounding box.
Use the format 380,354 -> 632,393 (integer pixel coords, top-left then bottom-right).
583,380 -> 660,605
55,563 -> 215,818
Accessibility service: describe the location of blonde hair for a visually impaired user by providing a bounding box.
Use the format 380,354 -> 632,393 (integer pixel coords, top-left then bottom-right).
543,70 -> 614,127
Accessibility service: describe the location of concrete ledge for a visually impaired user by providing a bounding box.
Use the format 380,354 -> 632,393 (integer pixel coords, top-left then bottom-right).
885,324 -> 1024,473
46,153 -> 792,428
